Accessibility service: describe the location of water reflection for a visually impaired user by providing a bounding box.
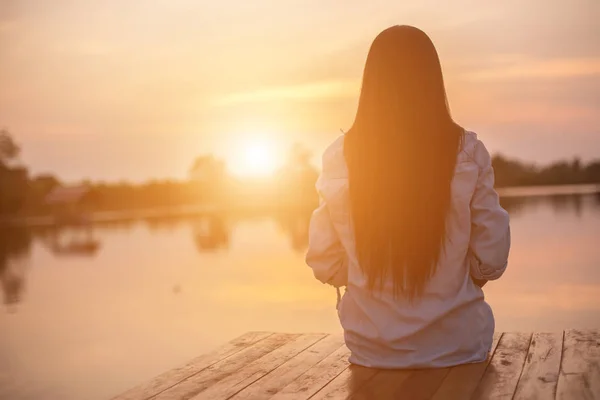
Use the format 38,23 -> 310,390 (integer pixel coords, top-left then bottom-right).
1,190 -> 600,400
41,225 -> 102,257
192,214 -> 230,251
274,209 -> 312,252
145,215 -> 186,232
500,192 -> 597,217
0,227 -> 31,310
1,192 -> 598,311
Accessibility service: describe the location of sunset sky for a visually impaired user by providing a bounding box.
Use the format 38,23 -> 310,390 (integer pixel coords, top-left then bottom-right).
1,0 -> 599,182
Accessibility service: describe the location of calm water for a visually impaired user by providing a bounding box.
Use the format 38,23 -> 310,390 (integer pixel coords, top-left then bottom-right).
1,191 -> 600,399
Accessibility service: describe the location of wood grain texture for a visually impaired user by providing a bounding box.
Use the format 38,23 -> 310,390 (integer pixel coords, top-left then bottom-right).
230,334 -> 346,400
191,334 -> 326,400
269,345 -> 351,400
112,330 -> 600,400
513,332 -> 563,400
395,368 -> 450,400
556,329 -> 600,400
112,331 -> 273,400
308,364 -> 377,400
349,369 -> 414,400
431,332 -> 503,400
472,332 -> 532,400
153,333 -> 298,400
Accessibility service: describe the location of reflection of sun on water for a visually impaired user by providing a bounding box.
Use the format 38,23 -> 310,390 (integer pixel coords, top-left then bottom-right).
228,138 -> 280,178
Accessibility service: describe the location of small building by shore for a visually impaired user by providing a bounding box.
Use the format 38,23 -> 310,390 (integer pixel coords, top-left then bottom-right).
44,185 -> 99,225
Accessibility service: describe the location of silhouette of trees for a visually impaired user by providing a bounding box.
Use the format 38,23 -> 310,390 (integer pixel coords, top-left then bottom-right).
0,128 -> 20,166
9,151 -> 600,216
275,143 -> 319,208
274,209 -> 312,252
189,155 -> 228,204
586,161 -> 600,182
492,154 -> 600,187
189,155 -> 226,183
24,174 -> 61,214
0,129 -> 28,216
1,127 -> 600,219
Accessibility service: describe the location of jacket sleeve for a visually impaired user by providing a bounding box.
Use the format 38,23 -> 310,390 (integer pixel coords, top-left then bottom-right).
469,141 -> 511,281
305,198 -> 348,287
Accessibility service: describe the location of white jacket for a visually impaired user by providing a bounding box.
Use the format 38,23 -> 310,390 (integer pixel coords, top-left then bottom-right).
306,131 -> 510,368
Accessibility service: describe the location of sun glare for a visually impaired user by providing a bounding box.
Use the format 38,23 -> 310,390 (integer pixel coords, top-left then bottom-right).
229,139 -> 279,178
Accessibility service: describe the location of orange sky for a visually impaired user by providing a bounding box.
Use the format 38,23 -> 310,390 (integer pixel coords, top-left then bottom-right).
1,0 -> 599,181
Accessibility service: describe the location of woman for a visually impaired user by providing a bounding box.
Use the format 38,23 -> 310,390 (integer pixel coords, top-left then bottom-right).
305,25 -> 510,368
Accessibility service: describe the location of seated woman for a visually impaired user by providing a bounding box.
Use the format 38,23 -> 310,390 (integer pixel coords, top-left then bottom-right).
305,25 -> 510,368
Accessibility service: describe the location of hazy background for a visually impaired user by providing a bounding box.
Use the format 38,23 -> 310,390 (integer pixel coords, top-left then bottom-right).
1,0 -> 599,182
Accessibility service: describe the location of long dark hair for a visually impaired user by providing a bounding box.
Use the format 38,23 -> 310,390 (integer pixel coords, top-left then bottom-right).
344,25 -> 463,300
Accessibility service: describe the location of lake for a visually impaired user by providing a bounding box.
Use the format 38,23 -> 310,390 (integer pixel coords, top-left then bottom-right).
1,189 -> 600,399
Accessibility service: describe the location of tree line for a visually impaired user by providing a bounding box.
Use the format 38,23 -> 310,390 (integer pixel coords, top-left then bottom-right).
1,129 -> 599,217
492,154 -> 600,187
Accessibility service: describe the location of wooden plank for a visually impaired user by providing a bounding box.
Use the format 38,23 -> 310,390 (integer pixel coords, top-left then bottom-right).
269,345 -> 351,400
191,333 -> 326,400
308,365 -> 378,400
472,332 -> 532,400
231,334 -> 346,400
556,329 -> 600,400
153,333 -> 298,400
349,369 -> 414,400
513,332 -> 563,400
431,332 -> 503,400
395,368 -> 451,400
113,330 -> 600,400
113,331 -> 273,400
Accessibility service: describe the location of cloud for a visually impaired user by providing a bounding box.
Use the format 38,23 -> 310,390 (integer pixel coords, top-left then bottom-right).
463,56 -> 600,81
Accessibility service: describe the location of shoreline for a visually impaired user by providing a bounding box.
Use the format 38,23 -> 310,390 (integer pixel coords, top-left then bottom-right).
1,183 -> 599,229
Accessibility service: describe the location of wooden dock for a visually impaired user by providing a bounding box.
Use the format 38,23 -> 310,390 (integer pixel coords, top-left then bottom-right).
115,329 -> 599,400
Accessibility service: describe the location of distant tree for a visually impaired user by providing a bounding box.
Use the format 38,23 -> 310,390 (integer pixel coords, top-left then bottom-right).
0,129 -> 27,215
288,143 -> 311,167
276,143 -> 318,207
585,161 -> 600,183
189,155 -> 226,183
572,157 -> 582,173
29,174 -> 60,200
491,152 -> 600,187
540,161 -> 573,185
188,155 -> 227,205
0,129 -> 20,166
491,154 -> 537,187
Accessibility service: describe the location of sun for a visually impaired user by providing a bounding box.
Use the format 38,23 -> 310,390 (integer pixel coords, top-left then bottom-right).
228,139 -> 279,178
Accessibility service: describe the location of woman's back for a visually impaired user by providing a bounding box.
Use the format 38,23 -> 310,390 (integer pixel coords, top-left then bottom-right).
306,130 -> 510,368
305,25 -> 510,368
